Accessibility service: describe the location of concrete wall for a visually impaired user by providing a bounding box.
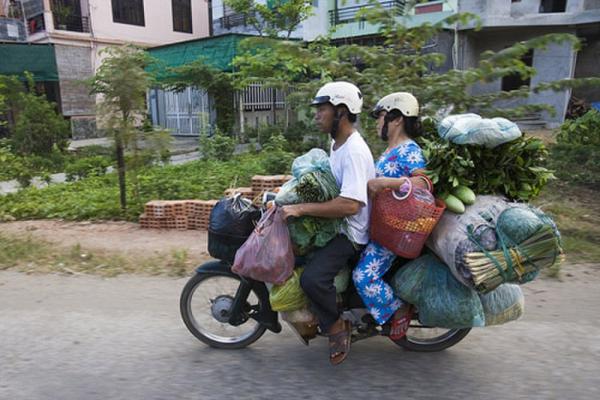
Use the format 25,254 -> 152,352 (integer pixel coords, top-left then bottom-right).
461,27 -> 577,125
528,39 -> 577,125
303,1 -> 330,41
54,44 -> 95,117
88,0 -> 209,46
584,0 -> 600,9
573,35 -> 600,101
54,44 -> 98,139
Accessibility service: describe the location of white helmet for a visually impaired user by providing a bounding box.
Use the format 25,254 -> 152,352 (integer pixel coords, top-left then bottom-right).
371,92 -> 419,118
311,81 -> 363,114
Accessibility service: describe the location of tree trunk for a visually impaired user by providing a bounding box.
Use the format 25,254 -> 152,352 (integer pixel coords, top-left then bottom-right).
115,132 -> 127,211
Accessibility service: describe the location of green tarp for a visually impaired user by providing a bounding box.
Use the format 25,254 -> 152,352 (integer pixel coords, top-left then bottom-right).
0,43 -> 58,81
148,34 -> 252,79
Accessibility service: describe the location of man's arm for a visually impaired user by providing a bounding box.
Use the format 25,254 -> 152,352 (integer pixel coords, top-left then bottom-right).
281,196 -> 361,220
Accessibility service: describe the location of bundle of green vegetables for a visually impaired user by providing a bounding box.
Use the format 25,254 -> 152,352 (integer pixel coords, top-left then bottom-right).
419,132 -> 554,214
276,149 -> 344,255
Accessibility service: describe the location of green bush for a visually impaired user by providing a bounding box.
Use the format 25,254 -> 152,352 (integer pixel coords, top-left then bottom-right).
199,130 -> 236,161
0,152 -> 290,221
12,94 -> 70,156
260,133 -> 295,175
65,156 -> 112,181
75,145 -> 115,160
557,109 -> 600,146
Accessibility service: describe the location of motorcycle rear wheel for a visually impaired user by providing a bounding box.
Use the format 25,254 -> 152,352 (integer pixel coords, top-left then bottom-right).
180,273 -> 267,349
391,320 -> 471,352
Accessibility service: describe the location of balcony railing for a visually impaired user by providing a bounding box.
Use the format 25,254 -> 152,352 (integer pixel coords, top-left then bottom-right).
218,11 -> 255,29
329,0 -> 406,26
52,13 -> 90,33
26,13 -> 46,35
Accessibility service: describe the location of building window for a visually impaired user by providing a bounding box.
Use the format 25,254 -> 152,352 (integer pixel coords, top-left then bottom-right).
111,0 -> 145,26
172,0 -> 192,33
502,50 -> 534,91
539,0 -> 567,13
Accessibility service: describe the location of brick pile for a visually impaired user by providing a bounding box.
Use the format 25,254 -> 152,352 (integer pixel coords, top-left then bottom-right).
250,175 -> 293,202
140,200 -> 217,230
139,175 -> 293,231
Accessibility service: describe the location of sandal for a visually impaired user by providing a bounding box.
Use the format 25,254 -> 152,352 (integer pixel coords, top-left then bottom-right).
389,305 -> 413,341
329,320 -> 351,366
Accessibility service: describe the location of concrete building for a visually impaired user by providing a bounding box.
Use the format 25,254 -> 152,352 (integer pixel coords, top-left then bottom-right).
310,0 -> 600,127
457,0 -> 600,127
3,0 -> 210,138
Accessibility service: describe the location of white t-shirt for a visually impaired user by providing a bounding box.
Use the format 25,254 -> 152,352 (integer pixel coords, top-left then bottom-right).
329,131 -> 376,245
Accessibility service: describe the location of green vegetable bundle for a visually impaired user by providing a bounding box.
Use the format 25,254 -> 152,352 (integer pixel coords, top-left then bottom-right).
295,171 -> 339,203
286,159 -> 344,255
419,135 -> 554,202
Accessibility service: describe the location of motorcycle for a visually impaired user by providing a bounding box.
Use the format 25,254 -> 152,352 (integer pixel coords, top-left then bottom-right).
179,195 -> 471,353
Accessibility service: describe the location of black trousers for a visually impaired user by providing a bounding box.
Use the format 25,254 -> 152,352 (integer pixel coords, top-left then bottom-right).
299,235 -> 362,333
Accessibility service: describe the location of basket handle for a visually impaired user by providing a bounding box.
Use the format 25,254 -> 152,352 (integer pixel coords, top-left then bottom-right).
411,172 -> 434,193
391,177 -> 412,201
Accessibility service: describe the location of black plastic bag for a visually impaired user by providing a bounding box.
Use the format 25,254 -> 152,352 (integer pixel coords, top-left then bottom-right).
208,195 -> 262,263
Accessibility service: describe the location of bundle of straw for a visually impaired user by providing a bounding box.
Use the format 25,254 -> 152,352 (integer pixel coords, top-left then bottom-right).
465,225 -> 563,292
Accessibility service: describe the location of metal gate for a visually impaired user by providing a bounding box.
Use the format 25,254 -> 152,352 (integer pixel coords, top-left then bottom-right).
164,87 -> 210,136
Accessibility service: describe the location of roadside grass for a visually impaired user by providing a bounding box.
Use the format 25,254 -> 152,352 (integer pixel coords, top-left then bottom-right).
0,234 -> 197,277
534,181 -> 600,267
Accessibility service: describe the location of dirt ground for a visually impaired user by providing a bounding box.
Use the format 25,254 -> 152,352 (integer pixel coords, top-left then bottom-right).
1,220 -> 212,264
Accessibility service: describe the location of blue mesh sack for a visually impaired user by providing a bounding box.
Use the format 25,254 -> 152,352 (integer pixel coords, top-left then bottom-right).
392,254 -> 485,328
291,148 -> 332,178
438,114 -> 522,148
479,283 -> 524,326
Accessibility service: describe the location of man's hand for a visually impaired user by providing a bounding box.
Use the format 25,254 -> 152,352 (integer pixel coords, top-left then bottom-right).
281,204 -> 304,220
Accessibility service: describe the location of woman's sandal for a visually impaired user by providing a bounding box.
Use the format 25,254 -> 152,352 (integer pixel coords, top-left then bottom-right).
389,305 -> 413,341
329,320 -> 352,366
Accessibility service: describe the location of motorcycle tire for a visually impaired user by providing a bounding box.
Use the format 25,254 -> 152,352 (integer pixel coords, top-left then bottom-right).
180,272 -> 267,349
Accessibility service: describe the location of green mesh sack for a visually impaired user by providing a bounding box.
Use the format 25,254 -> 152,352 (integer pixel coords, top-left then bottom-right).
269,268 -> 307,312
479,283 -> 524,326
393,254 -> 485,328
334,267 -> 351,293
497,207 -> 544,244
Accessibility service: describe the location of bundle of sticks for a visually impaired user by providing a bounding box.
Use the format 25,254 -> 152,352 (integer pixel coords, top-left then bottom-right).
465,225 -> 564,292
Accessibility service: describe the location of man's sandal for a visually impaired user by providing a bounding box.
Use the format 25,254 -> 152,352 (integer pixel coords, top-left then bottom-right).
329,320 -> 351,365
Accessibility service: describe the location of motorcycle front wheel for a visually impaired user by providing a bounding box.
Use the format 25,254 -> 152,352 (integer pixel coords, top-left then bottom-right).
391,320 -> 471,352
180,273 -> 267,349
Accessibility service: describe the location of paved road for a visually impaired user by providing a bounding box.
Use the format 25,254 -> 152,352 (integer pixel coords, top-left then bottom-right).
1,264 -> 599,400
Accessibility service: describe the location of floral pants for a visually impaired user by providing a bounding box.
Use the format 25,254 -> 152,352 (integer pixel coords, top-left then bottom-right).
352,241 -> 404,325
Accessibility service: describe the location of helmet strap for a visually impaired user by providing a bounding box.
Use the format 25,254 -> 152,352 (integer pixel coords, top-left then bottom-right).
330,107 -> 342,140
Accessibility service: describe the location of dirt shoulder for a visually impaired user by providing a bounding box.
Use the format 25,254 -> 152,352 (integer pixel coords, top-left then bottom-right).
1,220 -> 209,259
0,220 -> 212,276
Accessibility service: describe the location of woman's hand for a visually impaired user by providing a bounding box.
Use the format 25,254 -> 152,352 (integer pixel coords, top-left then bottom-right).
368,178 -> 387,198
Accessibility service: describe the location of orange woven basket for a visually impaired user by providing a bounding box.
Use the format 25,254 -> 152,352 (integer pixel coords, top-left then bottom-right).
370,178 -> 446,259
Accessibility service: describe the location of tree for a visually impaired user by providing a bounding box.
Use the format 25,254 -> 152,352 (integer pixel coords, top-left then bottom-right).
89,45 -> 167,211
0,73 -> 69,153
231,3 -> 600,151
224,0 -> 313,39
